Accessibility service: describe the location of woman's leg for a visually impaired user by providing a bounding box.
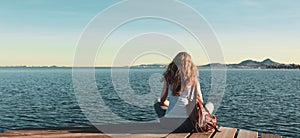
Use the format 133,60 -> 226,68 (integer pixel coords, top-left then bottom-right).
172,118 -> 194,133
154,102 -> 166,118
160,117 -> 193,133
205,102 -> 214,114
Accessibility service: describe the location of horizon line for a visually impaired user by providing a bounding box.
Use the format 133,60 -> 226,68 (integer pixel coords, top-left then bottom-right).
1,58 -> 299,68
1,59 -> 299,68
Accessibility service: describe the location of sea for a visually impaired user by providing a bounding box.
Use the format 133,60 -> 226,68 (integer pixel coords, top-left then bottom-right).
0,68 -> 299,137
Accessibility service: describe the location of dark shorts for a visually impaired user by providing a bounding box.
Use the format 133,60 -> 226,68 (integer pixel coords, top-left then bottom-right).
154,102 -> 194,133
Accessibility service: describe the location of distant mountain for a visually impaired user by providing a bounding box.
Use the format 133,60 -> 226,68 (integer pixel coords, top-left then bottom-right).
129,59 -> 299,69
261,58 -> 280,66
230,58 -> 280,68
200,58 -> 299,69
238,60 -> 261,66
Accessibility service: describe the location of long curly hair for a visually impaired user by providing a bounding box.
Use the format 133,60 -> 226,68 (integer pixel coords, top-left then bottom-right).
163,52 -> 198,96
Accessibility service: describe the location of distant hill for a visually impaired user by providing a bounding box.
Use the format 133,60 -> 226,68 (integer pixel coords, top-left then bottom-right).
238,59 -> 261,66
129,59 -> 299,69
201,58 -> 299,69
229,58 -> 280,68
261,58 -> 280,66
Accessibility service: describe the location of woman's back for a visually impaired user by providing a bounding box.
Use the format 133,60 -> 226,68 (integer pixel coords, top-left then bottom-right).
165,82 -> 201,118
165,84 -> 191,118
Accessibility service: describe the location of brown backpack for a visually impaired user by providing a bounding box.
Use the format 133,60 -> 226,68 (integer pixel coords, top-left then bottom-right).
186,85 -> 219,133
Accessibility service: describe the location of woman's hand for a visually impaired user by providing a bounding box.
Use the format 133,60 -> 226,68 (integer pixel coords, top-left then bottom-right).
160,100 -> 169,107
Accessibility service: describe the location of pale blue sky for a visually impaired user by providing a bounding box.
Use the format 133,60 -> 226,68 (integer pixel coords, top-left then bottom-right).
0,0 -> 299,66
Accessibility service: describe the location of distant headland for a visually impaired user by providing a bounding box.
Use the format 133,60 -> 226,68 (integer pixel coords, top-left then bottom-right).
201,58 -> 300,69
131,58 -> 300,69
1,59 -> 299,69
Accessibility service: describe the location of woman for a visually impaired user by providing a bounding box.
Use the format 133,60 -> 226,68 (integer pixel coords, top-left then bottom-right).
157,52 -> 213,132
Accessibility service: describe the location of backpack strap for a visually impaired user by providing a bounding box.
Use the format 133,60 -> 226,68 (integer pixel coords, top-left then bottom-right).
187,84 -> 196,102
198,99 -> 211,115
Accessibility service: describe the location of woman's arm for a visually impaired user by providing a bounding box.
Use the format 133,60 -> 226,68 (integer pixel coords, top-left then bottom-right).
160,79 -> 168,106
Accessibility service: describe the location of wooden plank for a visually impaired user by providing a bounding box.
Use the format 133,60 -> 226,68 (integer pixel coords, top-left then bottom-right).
108,133 -> 166,138
0,133 -> 170,138
213,127 -> 237,138
189,130 -> 215,138
0,130 -> 71,137
166,133 -> 190,138
237,129 -> 258,138
261,133 -> 282,138
0,133 -> 111,138
95,122 -> 171,134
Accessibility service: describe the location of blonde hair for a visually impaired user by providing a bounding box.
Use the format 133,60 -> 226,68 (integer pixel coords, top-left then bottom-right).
163,52 -> 198,96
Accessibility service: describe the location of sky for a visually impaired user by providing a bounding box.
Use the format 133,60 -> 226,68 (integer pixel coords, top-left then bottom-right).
0,0 -> 300,67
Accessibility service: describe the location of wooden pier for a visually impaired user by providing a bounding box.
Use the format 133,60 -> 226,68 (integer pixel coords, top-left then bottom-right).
0,123 -> 282,138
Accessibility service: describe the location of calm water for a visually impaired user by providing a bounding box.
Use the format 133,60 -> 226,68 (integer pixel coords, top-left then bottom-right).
0,68 -> 299,137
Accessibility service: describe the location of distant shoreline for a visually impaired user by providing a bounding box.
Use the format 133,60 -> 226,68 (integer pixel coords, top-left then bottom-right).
0,66 -> 299,70
1,58 -> 300,69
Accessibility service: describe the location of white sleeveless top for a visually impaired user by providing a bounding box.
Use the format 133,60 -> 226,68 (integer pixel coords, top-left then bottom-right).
164,81 -> 202,118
